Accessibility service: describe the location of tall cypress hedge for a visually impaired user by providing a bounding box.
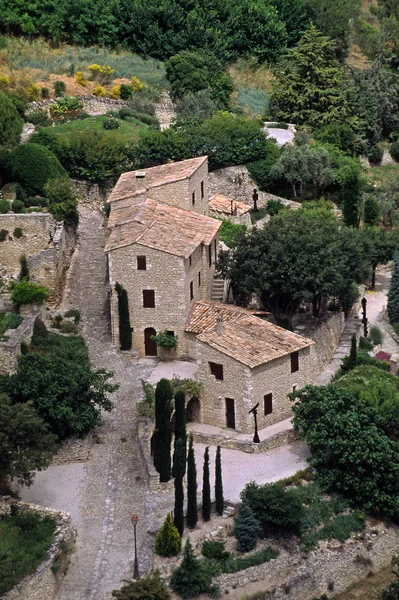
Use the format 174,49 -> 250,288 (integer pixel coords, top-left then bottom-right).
115,282 -> 132,351
186,433 -> 198,528
215,445 -> 224,515
388,256 -> 399,324
153,378 -> 173,482
174,438 -> 186,536
202,446 -> 211,522
173,390 -> 187,476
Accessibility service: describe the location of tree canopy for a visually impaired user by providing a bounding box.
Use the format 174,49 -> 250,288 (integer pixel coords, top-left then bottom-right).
0,93 -> 24,149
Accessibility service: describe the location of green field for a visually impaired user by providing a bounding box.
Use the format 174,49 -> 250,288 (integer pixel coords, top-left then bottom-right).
46,115 -> 147,144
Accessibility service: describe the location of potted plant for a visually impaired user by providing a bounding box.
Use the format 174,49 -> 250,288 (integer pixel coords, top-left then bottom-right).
151,330 -> 178,360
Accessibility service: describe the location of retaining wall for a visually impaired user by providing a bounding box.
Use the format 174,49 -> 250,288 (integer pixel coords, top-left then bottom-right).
0,305 -> 43,375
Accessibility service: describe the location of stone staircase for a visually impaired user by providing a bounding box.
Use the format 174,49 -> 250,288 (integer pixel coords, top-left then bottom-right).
211,278 -> 225,302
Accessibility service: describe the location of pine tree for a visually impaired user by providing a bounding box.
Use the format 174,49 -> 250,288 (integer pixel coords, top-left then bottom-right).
234,502 -> 261,553
202,446 -> 211,522
388,256 -> 399,324
155,512 -> 181,557
170,538 -> 211,599
186,433 -> 198,528
153,378 -> 173,482
115,282 -> 132,351
19,254 -> 29,281
173,390 -> 186,476
215,445 -> 224,516
174,438 -> 185,536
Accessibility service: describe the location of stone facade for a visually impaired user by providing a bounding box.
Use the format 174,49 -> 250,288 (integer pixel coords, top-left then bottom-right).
0,305 -> 44,375
192,335 -> 312,434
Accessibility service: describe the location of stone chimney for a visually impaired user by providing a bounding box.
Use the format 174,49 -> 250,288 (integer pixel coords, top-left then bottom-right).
135,171 -> 146,180
216,315 -> 223,335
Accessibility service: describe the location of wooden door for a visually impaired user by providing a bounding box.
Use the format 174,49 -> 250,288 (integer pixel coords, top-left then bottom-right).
144,328 -> 157,356
225,398 -> 235,429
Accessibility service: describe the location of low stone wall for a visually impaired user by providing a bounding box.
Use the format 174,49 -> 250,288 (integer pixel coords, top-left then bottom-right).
190,427 -> 299,454
1,500 -> 75,600
138,419 -> 174,492
0,292 -> 13,312
51,434 -> 94,466
0,305 -> 43,375
28,95 -> 131,115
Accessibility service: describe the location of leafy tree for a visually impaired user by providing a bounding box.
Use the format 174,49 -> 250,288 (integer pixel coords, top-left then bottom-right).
0,92 -> 23,148
363,196 -> 380,227
186,434 -> 198,528
165,50 -> 233,110
202,447 -> 211,522
292,385 -> 399,518
9,143 -> 67,195
155,513 -> 181,557
0,393 -> 57,486
337,156 -> 364,228
241,481 -> 304,535
112,571 -> 171,600
19,254 -> 29,281
170,538 -> 212,599
234,501 -> 260,552
270,25 -> 348,128
5,330 -> 116,440
174,438 -> 185,536
388,255 -> 399,324
44,177 -> 79,225
153,378 -> 173,482
115,283 -> 132,351
314,122 -> 363,156
362,227 -> 397,289
215,445 -> 224,515
175,90 -> 216,120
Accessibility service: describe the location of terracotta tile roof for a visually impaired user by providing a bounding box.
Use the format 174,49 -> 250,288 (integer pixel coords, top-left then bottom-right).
209,194 -> 251,216
186,300 -> 314,368
105,198 -> 220,257
108,157 -> 208,203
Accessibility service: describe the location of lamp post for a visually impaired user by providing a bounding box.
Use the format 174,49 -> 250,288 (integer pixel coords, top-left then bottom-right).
131,514 -> 140,580
249,403 -> 260,444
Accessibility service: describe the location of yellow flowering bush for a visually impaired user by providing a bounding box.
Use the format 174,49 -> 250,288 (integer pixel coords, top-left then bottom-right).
131,77 -> 144,92
88,64 -> 114,84
27,83 -> 41,101
75,71 -> 87,87
0,75 -> 10,90
109,85 -> 121,99
93,85 -> 106,97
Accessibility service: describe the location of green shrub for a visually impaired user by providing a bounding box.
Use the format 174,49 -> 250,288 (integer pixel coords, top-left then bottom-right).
0,229 -> 9,241
202,541 -> 230,561
10,143 -> 67,194
44,177 -> 79,225
112,571 -> 171,600
266,198 -> 286,216
234,502 -> 261,553
103,116 -> 120,130
26,110 -> 51,127
53,80 -> 66,97
223,547 -> 279,573
13,227 -> 23,239
11,199 -> 24,213
151,330 -> 178,350
41,87 -> 49,99
218,220 -> 247,248
368,145 -> 384,165
0,199 -> 10,213
11,281 -> 49,305
64,308 -> 80,323
0,313 -> 23,333
359,336 -> 374,351
370,326 -> 383,346
301,512 -> 365,553
137,380 -> 155,418
119,84 -> 133,100
170,539 -> 212,599
29,129 -> 60,156
155,513 -> 181,557
19,254 -> 29,281
59,320 -> 78,334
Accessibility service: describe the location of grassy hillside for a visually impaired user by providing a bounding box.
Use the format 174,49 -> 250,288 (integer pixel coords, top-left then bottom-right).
45,115 -> 147,143
229,58 -> 273,117
0,36 -> 167,98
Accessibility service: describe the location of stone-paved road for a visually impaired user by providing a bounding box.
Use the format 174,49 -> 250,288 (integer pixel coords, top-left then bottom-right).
55,207 -> 154,600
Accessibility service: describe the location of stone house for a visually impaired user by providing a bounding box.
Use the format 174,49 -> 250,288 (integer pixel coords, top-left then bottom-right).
185,300 -> 314,434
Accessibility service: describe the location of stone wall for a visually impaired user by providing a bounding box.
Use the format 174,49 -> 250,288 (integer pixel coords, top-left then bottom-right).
1,500 -> 75,600
72,179 -> 113,209
0,305 -> 44,375
28,95 -> 131,116
50,434 -> 94,466
191,427 -> 299,454
138,419 -> 174,492
28,221 -> 76,304
0,213 -> 56,277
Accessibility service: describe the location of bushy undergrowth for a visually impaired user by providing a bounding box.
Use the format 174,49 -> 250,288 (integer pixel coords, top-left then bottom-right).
0,507 -> 57,595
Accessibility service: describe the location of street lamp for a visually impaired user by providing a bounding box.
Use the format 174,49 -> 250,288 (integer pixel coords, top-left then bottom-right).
131,514 -> 140,580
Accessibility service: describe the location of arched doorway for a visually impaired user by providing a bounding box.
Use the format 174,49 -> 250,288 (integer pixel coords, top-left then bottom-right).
186,397 -> 200,423
144,328 -> 157,356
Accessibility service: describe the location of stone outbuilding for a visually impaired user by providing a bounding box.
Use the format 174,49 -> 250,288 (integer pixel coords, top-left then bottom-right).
185,301 -> 314,434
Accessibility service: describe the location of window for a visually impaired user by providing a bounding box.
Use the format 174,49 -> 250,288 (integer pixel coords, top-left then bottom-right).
192,191 -> 195,205
190,281 -> 194,301
208,244 -> 212,267
137,255 -> 146,270
167,330 -> 175,337
291,351 -> 299,373
143,289 -> 155,308
264,393 -> 273,415
201,181 -> 204,198
198,271 -> 201,286
209,362 -> 223,380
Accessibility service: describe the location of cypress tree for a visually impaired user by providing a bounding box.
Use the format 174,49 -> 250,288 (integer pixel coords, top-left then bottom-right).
388,256 -> 399,324
234,501 -> 260,553
348,333 -> 357,369
153,378 -> 173,482
186,433 -> 198,528
19,254 -> 29,281
202,446 -> 211,522
174,438 -> 185,536
173,390 -> 187,476
155,512 -> 181,557
215,445 -> 224,515
115,282 -> 132,351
